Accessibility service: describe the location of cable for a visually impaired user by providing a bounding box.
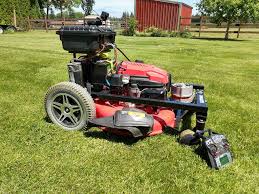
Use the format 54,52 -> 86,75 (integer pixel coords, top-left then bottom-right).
116,47 -> 131,62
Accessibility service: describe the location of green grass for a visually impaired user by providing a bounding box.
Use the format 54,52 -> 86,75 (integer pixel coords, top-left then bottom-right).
0,31 -> 259,193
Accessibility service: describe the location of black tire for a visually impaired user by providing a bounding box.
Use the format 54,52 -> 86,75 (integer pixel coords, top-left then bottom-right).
0,26 -> 3,34
6,26 -> 16,33
179,129 -> 196,145
44,82 -> 96,131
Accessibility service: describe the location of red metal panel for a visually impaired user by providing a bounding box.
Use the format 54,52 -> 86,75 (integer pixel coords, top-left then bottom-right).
180,5 -> 193,30
163,2 -> 167,30
169,4 -> 174,31
152,1 -> 156,27
167,3 -> 171,31
136,0 -> 191,31
158,1 -> 162,29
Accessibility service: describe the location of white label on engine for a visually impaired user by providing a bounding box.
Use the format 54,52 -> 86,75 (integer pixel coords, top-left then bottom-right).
199,95 -> 205,104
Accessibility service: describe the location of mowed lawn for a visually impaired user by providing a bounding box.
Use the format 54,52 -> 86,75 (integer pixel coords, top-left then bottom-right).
0,31 -> 258,193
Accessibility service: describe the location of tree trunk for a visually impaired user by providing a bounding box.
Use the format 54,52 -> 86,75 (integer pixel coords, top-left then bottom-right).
60,2 -> 63,19
225,21 -> 231,40
46,4 -> 49,20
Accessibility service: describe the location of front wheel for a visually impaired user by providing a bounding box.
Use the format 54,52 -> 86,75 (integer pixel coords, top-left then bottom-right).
44,82 -> 96,131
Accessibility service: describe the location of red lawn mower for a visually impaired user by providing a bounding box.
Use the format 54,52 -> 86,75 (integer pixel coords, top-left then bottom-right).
44,12 -> 233,169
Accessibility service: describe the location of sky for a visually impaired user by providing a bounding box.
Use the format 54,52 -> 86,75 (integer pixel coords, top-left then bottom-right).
91,0 -> 198,17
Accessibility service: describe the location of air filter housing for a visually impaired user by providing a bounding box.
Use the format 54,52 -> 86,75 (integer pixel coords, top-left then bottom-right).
56,25 -> 116,54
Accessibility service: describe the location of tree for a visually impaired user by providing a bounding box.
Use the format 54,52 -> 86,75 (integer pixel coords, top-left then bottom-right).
30,0 -> 51,19
29,0 -> 42,18
68,7 -> 76,18
46,0 -> 52,19
81,0 -> 95,16
121,11 -> 130,21
49,8 -> 56,19
52,0 -> 81,19
122,17 -> 137,36
197,0 -> 259,40
74,11 -> 84,18
0,0 -> 31,28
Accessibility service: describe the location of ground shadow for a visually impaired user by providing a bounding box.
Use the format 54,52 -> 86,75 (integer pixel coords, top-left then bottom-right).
43,116 -> 52,123
83,130 -> 143,146
163,127 -> 180,136
194,145 -> 212,168
192,37 -> 247,41
164,127 -> 212,168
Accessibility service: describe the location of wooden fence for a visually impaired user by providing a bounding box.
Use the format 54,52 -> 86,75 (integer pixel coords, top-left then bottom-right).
28,18 -> 121,32
180,16 -> 259,38
28,16 -> 259,38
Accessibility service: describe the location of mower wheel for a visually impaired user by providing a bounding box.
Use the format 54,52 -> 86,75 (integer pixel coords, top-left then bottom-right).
45,82 -> 96,131
179,129 -> 196,145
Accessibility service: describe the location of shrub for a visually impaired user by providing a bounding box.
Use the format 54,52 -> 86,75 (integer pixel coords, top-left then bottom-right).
160,30 -> 170,37
150,28 -> 163,37
169,31 -> 178,37
179,29 -> 192,38
121,17 -> 138,36
145,26 -> 158,33
135,27 -> 193,38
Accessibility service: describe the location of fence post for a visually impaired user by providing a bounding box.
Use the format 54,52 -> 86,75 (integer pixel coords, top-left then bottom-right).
13,8 -> 17,27
44,15 -> 48,33
199,16 -> 203,37
237,22 -> 241,38
27,17 -> 31,31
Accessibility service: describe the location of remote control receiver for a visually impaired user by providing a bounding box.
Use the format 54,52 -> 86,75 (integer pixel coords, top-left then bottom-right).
204,134 -> 233,169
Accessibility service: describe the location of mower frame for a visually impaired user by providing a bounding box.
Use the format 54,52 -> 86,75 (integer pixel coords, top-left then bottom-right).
90,85 -> 208,131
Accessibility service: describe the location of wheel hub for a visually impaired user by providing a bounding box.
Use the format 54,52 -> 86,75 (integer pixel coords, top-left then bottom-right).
50,93 -> 84,128
65,107 -> 70,113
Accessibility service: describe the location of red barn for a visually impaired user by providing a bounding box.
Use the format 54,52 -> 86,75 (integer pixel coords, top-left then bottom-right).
135,0 -> 193,31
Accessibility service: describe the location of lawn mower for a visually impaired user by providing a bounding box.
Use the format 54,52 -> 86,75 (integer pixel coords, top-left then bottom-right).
44,12 -> 233,169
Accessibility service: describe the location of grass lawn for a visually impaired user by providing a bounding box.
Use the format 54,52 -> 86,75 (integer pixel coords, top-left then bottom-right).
0,31 -> 258,193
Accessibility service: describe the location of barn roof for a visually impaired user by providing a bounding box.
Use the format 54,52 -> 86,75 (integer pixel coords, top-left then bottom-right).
151,0 -> 193,9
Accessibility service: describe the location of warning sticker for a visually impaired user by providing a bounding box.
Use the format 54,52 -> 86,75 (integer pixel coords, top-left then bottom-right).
128,112 -> 146,118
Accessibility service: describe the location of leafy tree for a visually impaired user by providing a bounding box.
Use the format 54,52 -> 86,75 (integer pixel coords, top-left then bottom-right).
0,0 -> 31,28
29,0 -> 42,18
81,0 -> 95,16
197,0 -> 259,40
46,0 -> 52,19
122,17 -> 137,36
121,11 -> 130,21
68,7 -> 76,18
49,8 -> 56,19
52,0 -> 81,19
74,11 -> 84,18
30,0 -> 46,16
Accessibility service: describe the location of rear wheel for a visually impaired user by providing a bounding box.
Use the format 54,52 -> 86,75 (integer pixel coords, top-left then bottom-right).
0,26 -> 3,34
45,82 -> 96,131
